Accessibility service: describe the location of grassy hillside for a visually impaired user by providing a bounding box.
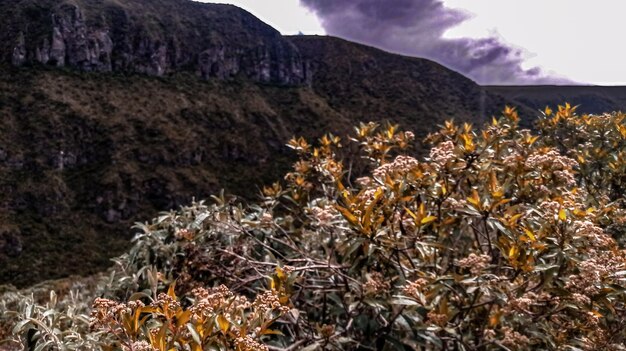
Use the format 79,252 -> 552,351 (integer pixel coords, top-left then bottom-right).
0,67 -> 332,286
0,39 -> 518,286
488,85 -> 626,115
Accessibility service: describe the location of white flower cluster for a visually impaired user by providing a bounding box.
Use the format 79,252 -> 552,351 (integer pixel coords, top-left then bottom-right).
372,155 -> 419,179
525,149 -> 578,170
429,140 -> 456,168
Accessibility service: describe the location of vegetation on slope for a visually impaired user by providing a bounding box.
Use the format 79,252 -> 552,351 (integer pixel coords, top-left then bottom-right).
290,36 -> 517,133
489,86 -> 626,117
2,105 -> 626,350
0,41 -> 516,287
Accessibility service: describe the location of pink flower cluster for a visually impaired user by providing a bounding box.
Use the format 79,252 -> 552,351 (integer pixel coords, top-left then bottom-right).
372,155 -> 419,179
429,140 -> 456,168
525,149 -> 578,170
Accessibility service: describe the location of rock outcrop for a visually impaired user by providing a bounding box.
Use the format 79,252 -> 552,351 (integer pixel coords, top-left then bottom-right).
1,0 -> 311,85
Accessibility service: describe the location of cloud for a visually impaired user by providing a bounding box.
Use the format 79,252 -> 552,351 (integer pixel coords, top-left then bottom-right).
299,0 -> 573,85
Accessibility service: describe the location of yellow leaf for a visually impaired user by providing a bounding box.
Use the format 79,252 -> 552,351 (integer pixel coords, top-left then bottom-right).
176,310 -> 191,328
492,198 -> 511,209
508,214 -> 523,226
276,266 -> 286,280
132,308 -> 141,334
262,329 -> 284,336
399,196 -> 414,203
139,306 -> 159,314
509,245 -> 519,260
167,282 -> 177,299
441,182 -> 447,195
270,277 -> 276,290
404,207 -> 418,221
217,314 -> 230,333
335,205 -> 359,227
544,106 -> 553,117
591,310 -> 603,318
467,190 -> 481,208
419,202 -> 426,216
558,209 -> 567,221
523,227 -> 536,242
157,323 -> 168,350
363,187 -> 385,226
461,133 -> 474,151
489,172 -> 498,191
619,125 -> 626,139
489,311 -> 502,327
421,216 -> 437,225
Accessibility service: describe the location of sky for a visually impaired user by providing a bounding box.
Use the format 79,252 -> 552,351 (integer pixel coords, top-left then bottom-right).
199,0 -> 626,86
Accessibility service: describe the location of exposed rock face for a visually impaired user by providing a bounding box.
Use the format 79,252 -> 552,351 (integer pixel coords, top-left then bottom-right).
1,0 -> 311,85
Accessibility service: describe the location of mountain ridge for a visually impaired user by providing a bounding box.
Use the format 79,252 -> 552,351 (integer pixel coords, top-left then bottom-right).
1,0 -> 311,84
487,85 -> 626,115
1,0 -> 624,287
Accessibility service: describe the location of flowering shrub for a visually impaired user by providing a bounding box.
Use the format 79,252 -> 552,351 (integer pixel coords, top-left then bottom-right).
90,284 -> 290,351
537,104 -> 626,245
3,105 -> 626,350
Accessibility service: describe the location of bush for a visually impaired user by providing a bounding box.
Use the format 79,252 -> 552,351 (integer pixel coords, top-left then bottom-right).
2,105 -> 626,350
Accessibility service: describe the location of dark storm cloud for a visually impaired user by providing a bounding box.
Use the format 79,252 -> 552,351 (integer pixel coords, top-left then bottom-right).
300,0 -> 571,84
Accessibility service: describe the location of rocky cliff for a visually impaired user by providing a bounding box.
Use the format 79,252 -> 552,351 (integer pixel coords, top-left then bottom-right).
1,0 -> 311,85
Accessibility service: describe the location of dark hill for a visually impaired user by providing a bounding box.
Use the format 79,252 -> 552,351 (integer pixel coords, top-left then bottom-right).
488,85 -> 626,115
0,0 -> 529,287
290,36 -> 515,135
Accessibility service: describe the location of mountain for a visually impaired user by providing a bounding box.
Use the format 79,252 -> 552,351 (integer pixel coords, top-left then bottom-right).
0,0 -> 310,84
488,85 -> 626,115
289,36 -> 519,134
0,0 -> 541,287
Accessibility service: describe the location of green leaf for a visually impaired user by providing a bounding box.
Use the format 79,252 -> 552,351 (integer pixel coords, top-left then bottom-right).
186,323 -> 202,346
390,297 -> 420,306
300,342 -> 322,351
12,319 -> 32,334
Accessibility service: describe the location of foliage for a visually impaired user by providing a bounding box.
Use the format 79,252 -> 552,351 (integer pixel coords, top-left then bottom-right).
1,289 -> 96,350
537,104 -> 626,245
3,105 -> 626,350
90,283 -> 291,351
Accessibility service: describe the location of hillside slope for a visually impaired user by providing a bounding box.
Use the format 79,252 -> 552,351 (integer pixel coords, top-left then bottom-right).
0,62 -> 512,287
488,85 -> 626,115
290,36 -> 515,134
0,2 -> 524,287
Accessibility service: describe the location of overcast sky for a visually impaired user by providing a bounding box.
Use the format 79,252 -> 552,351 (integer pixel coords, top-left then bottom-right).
200,0 -> 625,86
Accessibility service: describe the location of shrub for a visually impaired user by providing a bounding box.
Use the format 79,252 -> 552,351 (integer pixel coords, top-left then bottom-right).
3,105 -> 626,350
90,284 -> 291,351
